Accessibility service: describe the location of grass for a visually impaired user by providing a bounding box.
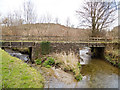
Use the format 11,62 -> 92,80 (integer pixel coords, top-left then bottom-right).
53,51 -> 82,81
0,48 -> 44,88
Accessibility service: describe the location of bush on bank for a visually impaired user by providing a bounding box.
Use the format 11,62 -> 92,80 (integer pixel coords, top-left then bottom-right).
35,57 -> 55,68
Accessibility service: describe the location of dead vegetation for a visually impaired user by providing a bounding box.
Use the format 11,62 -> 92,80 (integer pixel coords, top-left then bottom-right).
52,51 -> 82,81
2,23 -> 91,41
107,26 -> 119,39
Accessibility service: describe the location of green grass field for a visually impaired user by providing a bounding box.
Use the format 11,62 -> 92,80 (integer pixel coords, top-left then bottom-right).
0,48 -> 44,88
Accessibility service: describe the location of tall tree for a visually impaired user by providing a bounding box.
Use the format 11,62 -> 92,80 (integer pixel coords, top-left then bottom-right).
76,0 -> 118,36
23,0 -> 37,24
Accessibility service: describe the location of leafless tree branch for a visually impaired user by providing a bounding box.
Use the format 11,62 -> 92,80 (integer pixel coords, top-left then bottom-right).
76,1 -> 117,36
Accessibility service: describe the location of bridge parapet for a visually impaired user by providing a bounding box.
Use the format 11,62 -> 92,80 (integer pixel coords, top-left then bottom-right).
0,42 -> 108,48
88,37 -> 112,42
0,35 -> 113,43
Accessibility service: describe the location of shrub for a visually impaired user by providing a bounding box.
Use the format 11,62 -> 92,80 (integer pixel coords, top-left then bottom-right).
35,59 -> 42,65
40,41 -> 51,55
75,74 -> 83,81
77,63 -> 81,68
42,57 -> 55,68
113,61 -> 116,65
47,57 -> 55,65
45,65 -> 51,68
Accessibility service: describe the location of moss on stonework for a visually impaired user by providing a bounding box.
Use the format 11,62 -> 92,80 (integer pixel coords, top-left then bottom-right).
40,41 -> 51,55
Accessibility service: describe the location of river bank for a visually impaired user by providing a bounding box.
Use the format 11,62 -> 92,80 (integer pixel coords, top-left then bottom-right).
104,44 -> 120,68
1,48 -> 44,88
1,47 -> 83,88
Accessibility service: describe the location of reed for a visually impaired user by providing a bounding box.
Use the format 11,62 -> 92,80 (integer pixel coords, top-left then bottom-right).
53,51 -> 82,80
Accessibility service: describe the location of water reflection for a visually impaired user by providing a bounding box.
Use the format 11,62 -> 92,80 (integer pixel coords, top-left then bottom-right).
80,59 -> 119,88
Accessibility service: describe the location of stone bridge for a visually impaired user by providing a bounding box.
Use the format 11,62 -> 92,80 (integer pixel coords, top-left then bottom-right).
0,35 -> 118,62
1,41 -> 117,63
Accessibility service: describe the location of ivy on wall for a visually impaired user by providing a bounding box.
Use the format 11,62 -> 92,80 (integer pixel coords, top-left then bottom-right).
40,41 -> 51,55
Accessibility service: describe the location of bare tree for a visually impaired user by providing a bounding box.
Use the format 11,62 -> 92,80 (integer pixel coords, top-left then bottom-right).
66,17 -> 71,27
2,13 -> 12,27
71,24 -> 75,28
76,0 -> 118,36
45,13 -> 52,23
54,17 -> 60,24
39,13 -> 52,23
2,11 -> 23,26
23,0 -> 37,24
39,15 -> 45,23
13,11 -> 23,25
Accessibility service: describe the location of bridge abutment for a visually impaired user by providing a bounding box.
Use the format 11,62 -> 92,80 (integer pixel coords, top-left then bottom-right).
30,47 -> 42,63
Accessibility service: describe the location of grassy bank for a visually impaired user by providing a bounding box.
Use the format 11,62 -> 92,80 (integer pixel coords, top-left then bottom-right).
105,47 -> 120,68
1,48 -> 44,88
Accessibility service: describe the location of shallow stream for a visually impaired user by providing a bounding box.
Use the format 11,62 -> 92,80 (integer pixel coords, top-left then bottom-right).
3,47 -> 120,88
43,47 -> 120,88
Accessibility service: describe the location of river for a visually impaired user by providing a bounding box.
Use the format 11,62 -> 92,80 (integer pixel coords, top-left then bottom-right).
3,48 -> 30,63
43,47 -> 120,88
3,47 -> 120,88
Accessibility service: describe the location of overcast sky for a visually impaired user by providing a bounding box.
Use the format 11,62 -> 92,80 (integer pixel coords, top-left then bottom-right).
0,0 -> 119,29
0,0 -> 85,27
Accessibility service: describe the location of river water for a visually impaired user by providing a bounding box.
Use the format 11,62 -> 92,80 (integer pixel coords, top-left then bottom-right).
43,47 -> 120,88
4,48 -> 30,63
3,47 -> 120,88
